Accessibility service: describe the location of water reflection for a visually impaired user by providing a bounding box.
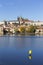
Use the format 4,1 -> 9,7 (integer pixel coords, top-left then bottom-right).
28,55 -> 32,60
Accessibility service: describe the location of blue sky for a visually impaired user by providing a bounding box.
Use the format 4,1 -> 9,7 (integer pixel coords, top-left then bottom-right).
0,0 -> 43,21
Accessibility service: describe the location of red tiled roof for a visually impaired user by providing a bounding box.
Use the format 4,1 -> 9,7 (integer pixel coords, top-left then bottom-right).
22,19 -> 33,22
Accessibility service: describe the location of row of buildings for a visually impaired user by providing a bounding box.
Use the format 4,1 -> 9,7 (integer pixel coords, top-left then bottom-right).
0,18 -> 43,26
0,17 -> 43,35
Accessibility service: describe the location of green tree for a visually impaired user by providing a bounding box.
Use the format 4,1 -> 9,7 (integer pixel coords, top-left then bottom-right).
19,26 -> 25,33
4,20 -> 7,25
14,28 -> 20,34
29,25 -> 36,33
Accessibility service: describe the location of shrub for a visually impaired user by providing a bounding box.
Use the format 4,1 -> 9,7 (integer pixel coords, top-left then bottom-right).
19,26 -> 25,33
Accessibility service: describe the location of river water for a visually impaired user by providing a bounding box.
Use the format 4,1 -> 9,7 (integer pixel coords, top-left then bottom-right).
0,35 -> 43,65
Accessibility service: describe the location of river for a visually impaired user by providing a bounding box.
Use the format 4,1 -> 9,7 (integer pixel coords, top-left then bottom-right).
0,35 -> 43,65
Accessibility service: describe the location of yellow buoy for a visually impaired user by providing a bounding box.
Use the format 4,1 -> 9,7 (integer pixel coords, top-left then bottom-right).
29,50 -> 32,54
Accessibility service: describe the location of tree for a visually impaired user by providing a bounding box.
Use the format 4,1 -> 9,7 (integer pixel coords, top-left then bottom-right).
29,25 -> 36,33
19,26 -> 25,33
14,28 -> 20,34
4,20 -> 7,25
26,25 -> 36,33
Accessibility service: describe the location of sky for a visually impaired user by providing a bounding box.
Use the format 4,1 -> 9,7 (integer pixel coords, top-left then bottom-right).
0,0 -> 43,21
